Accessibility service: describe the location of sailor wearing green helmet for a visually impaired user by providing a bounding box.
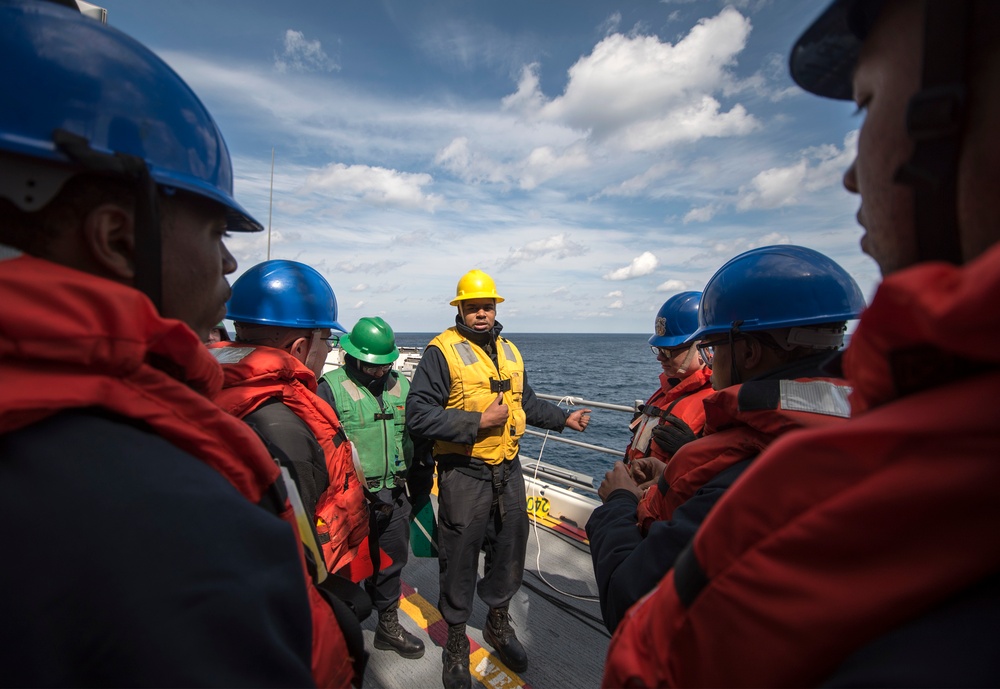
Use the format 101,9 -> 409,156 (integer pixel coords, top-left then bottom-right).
317,317 -> 427,661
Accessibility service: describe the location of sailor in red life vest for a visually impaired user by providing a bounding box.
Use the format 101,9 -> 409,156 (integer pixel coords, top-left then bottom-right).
209,261 -> 372,586
587,245 -> 864,634
602,1 -> 1000,687
623,292 -> 714,471
0,3 -> 356,686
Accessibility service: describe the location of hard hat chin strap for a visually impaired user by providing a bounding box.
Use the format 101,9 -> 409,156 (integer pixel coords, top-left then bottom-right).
674,342 -> 700,375
728,321 -> 744,386
53,129 -> 162,310
893,0 -> 970,266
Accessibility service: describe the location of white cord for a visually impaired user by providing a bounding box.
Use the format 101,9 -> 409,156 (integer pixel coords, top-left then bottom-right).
528,396 -> 600,603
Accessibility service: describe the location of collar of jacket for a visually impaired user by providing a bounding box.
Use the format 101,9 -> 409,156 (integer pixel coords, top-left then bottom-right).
453,315 -> 504,349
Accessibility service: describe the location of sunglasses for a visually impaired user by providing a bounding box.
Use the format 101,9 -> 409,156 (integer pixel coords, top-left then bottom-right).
361,362 -> 393,375
650,345 -> 689,358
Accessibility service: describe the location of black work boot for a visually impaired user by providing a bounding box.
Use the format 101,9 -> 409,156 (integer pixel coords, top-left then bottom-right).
483,606 -> 528,672
442,623 -> 471,689
374,608 -> 425,659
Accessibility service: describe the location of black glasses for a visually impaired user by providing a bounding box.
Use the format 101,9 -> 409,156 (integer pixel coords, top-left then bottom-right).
695,336 -> 733,364
322,334 -> 341,351
361,362 -> 393,375
650,345 -> 687,358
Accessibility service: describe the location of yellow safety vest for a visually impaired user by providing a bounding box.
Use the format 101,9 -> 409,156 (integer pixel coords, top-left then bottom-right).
430,327 -> 527,465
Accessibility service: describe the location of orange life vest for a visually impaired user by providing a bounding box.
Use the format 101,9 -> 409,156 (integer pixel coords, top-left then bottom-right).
636,376 -> 852,531
0,254 -> 355,688
210,342 -> 369,575
625,367 -> 714,463
602,245 -> 1000,688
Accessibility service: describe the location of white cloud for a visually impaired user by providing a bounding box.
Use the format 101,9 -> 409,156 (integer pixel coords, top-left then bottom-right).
656,278 -> 689,292
736,159 -> 808,210
274,30 -> 339,73
302,163 -> 443,211
609,300 -> 624,309
500,233 -> 587,267
598,162 -> 677,198
333,260 -> 406,274
599,12 -> 623,36
552,286 -> 569,294
502,64 -> 546,114
513,8 -> 758,151
351,283 -> 368,292
737,130 -> 857,210
435,136 -> 590,189
698,233 -> 791,266
745,231 -> 790,249
604,251 -> 659,280
683,203 -> 720,223
607,290 -> 623,297
435,137 -> 512,185
519,144 -> 591,189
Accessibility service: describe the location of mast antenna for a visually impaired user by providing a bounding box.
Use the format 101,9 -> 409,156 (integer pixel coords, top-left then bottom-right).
267,147 -> 275,260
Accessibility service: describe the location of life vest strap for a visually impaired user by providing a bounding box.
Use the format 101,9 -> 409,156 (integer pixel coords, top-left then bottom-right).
674,541 -> 709,608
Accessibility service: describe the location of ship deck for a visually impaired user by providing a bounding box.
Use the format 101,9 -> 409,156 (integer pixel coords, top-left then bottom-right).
358,498 -> 610,689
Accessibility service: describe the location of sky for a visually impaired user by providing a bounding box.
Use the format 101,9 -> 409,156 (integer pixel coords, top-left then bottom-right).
96,0 -> 873,334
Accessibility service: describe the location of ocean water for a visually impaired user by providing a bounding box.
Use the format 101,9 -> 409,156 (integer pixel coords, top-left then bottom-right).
396,332 -> 660,481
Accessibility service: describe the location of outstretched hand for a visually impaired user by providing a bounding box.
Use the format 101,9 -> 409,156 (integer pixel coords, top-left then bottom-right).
598,461 -> 643,503
479,393 -> 509,430
565,408 -> 592,432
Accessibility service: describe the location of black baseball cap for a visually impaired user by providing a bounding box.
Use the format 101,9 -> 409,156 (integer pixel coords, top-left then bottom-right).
789,0 -> 888,100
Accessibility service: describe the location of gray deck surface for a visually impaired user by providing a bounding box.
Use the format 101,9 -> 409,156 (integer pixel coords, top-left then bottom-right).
359,515 -> 610,689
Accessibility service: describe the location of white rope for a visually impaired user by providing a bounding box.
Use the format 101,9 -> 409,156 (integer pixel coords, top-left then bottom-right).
527,396 -> 600,603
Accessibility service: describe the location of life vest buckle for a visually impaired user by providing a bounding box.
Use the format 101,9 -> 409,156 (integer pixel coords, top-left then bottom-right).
490,378 -> 511,393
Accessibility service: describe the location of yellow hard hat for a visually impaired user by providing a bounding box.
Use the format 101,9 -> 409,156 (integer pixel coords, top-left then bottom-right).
450,269 -> 505,306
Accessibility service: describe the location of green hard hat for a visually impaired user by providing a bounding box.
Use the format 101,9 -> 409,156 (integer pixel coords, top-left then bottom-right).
341,316 -> 399,365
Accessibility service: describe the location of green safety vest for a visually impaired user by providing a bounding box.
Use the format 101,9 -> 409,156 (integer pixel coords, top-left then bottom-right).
322,367 -> 413,491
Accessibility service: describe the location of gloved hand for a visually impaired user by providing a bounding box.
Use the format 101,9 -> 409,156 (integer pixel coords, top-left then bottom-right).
650,414 -> 697,455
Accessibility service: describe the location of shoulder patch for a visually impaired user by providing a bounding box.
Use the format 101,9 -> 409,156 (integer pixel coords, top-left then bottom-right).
779,379 -> 852,418
210,346 -> 255,364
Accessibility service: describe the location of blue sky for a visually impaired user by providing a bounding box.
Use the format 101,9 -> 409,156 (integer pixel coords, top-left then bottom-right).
98,0 -> 872,334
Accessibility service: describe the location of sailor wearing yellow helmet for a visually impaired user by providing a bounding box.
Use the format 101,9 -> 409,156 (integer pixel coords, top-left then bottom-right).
406,269 -> 591,689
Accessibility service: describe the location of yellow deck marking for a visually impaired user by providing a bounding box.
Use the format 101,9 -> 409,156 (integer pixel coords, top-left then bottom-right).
398,591 -> 440,630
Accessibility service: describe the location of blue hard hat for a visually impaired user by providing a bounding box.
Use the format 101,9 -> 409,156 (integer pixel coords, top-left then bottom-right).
789,0 -> 887,101
648,291 -> 702,348
691,245 -> 865,340
0,0 -> 261,231
227,260 -> 345,331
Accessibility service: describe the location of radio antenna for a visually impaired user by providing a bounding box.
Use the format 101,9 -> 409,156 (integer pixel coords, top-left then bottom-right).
267,147 -> 275,260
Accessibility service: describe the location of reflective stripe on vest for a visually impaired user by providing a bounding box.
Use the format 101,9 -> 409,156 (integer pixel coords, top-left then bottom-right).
321,367 -> 410,492
429,327 -> 527,465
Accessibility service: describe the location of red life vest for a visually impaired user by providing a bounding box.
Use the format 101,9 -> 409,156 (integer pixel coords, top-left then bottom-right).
603,245 -> 1000,688
0,254 -> 355,688
636,376 -> 852,532
210,342 -> 369,575
625,367 -> 714,463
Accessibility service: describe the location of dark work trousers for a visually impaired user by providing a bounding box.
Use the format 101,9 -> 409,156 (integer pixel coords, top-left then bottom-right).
368,485 -> 412,614
437,456 -> 529,626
